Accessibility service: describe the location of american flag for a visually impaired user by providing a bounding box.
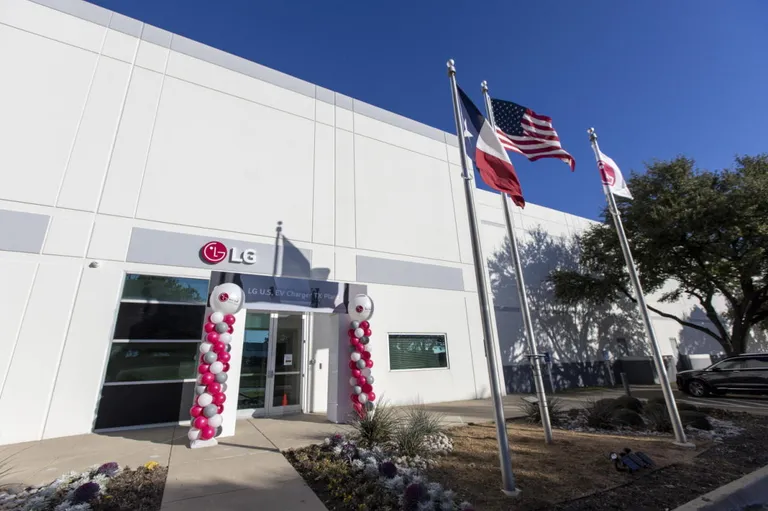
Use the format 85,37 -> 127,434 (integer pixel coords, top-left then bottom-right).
490,98 -> 575,171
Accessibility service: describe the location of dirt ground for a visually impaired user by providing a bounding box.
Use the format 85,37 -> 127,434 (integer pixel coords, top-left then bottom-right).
426,422 -> 708,511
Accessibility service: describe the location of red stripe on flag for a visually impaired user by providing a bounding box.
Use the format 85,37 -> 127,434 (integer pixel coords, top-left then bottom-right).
475,148 -> 525,207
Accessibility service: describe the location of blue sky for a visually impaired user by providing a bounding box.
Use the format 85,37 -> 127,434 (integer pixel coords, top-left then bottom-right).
88,0 -> 767,220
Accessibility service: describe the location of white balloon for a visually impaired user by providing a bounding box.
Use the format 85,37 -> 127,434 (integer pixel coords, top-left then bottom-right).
349,377 -> 358,386
209,361 -> 224,374
350,352 -> 361,362
188,428 -> 201,441
358,393 -> 368,404
199,342 -> 213,354
354,328 -> 365,339
197,393 -> 213,407
210,312 -> 224,324
210,283 -> 245,315
348,294 -> 374,322
219,333 -> 232,344
353,385 -> 362,394
208,414 -> 223,428
195,385 -> 207,395
362,368 -> 372,377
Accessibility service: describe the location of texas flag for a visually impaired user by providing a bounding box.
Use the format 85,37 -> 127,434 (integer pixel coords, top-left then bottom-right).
596,149 -> 632,199
457,87 -> 525,207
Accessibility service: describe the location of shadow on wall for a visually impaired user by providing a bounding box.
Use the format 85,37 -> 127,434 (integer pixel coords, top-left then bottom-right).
678,306 -> 768,355
486,227 -> 648,393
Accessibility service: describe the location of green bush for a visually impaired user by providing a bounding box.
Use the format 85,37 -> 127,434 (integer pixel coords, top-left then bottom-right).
680,410 -> 712,430
610,408 -> 645,428
520,396 -> 566,426
583,398 -> 616,429
392,405 -> 444,457
403,404 -> 444,436
613,395 -> 643,413
348,399 -> 398,448
643,403 -> 672,433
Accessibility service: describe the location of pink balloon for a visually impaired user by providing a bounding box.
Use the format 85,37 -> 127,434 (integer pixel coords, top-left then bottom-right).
207,314 -> 215,323
217,404 -> 224,414
213,341 -> 226,353
348,329 -> 356,338
201,373 -> 215,385
357,376 -> 366,386
218,352 -> 231,363
200,426 -> 215,440
364,328 -> 372,337
349,336 -> 360,346
227,326 -> 234,334
355,344 -> 365,353
204,323 -> 215,333
193,416 -> 208,429
224,314 -> 236,325
206,332 -> 220,343
348,361 -> 357,370
361,351 -> 371,361
362,383 -> 373,393
207,382 -> 221,394
198,364 -> 210,374
360,321 -> 370,329
190,406 -> 203,418
351,369 -> 362,378
365,359 -> 374,368
350,393 -> 359,403
213,392 -> 227,405
368,392 -> 376,402
222,362 -> 230,372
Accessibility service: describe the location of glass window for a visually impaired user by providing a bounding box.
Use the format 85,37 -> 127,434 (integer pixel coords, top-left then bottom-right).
104,342 -> 198,382
121,274 -> 209,304
389,334 -> 448,371
745,357 -> 768,369
95,382 -> 192,429
113,303 -> 206,340
240,313 -> 271,410
714,359 -> 746,370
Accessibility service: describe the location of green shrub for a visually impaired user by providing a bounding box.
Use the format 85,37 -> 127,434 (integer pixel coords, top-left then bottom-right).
583,398 -> 616,429
392,405 -> 444,457
403,404 -> 444,436
680,410 -> 712,430
520,396 -> 566,426
348,399 -> 398,448
643,403 -> 672,433
610,408 -> 645,428
613,395 -> 643,413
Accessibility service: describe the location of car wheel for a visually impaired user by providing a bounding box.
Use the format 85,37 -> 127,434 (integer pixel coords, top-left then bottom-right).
687,380 -> 708,397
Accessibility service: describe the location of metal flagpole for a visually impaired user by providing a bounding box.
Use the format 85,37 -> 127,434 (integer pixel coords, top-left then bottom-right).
447,60 -> 520,496
481,81 -> 553,445
587,127 -> 693,448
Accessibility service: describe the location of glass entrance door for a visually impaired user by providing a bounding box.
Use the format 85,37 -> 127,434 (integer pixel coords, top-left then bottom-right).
238,312 -> 305,416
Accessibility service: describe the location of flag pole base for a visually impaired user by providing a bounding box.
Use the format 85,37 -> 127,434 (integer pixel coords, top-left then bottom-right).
501,488 -> 522,498
672,441 -> 696,449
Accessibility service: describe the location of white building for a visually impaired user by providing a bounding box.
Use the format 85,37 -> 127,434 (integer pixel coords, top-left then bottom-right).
0,0 -> 707,445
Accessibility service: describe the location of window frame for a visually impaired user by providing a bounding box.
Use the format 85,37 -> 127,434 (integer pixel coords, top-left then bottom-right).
711,358 -> 747,371
387,332 -> 450,372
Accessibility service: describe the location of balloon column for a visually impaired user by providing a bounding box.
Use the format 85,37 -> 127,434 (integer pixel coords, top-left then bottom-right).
347,294 -> 375,418
188,283 -> 244,447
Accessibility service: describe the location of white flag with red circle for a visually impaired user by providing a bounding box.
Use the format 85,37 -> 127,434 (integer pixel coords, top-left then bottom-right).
597,149 -> 632,199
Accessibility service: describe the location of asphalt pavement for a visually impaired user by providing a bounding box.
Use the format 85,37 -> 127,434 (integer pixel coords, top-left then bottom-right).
625,387 -> 768,416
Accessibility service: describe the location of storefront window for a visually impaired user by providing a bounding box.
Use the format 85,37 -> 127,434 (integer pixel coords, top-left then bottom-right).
113,302 -> 206,340
104,342 -> 198,382
388,334 -> 449,371
121,274 -> 208,304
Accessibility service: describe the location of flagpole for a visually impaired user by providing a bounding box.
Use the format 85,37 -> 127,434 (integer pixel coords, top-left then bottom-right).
587,127 -> 693,448
447,60 -> 520,496
481,81 -> 553,445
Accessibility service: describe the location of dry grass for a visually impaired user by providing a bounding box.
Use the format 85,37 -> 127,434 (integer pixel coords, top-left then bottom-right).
427,422 -> 709,511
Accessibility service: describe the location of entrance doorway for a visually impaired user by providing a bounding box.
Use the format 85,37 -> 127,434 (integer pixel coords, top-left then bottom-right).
238,311 -> 306,417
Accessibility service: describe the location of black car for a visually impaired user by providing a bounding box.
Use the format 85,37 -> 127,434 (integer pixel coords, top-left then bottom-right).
677,353 -> 768,397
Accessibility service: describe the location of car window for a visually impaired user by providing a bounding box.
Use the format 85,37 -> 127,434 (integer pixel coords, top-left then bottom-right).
744,358 -> 768,369
714,359 -> 746,370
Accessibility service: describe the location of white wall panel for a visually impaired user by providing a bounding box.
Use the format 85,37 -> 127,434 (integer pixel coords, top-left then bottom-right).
334,129 -> 356,248
57,57 -> 133,211
315,101 -> 334,126
0,0 -> 106,52
354,136 -> 459,261
165,52 -> 315,120
99,67 -> 164,217
43,265 -> 123,439
101,29 -> 137,63
0,24 -> 96,205
136,40 -> 169,73
335,107 -> 353,131
312,123 -> 335,245
136,77 -> 315,241
354,114 -> 446,160
333,247 -> 356,283
86,215 -> 133,261
0,260 -> 37,405
0,262 -> 81,445
42,208 -> 92,257
449,164 -> 473,265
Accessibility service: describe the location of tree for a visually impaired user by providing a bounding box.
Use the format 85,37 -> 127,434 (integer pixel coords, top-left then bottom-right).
550,154 -> 768,356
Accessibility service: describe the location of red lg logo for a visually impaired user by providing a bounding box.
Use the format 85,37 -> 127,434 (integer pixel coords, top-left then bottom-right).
201,241 -> 227,264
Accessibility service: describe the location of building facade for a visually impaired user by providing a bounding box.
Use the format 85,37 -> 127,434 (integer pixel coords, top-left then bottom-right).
0,0 -> 713,445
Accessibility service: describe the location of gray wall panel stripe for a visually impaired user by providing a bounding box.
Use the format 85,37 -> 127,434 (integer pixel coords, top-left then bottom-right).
356,255 -> 464,292
315,86 -> 335,103
126,227 -> 313,279
27,0 -> 457,151
0,209 -> 50,254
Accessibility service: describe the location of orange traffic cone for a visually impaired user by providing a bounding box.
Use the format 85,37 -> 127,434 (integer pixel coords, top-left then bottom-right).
282,392 -> 288,406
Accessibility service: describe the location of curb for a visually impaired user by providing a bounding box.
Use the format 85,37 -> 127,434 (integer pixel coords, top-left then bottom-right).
673,464 -> 768,510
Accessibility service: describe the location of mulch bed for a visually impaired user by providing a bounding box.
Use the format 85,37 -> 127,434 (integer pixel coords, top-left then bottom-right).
91,466 -> 168,511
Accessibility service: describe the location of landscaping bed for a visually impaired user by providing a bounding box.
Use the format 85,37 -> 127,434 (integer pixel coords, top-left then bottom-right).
0,462 -> 167,511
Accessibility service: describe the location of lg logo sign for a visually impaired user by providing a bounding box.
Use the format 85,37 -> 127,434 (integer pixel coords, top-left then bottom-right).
200,241 -> 257,265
